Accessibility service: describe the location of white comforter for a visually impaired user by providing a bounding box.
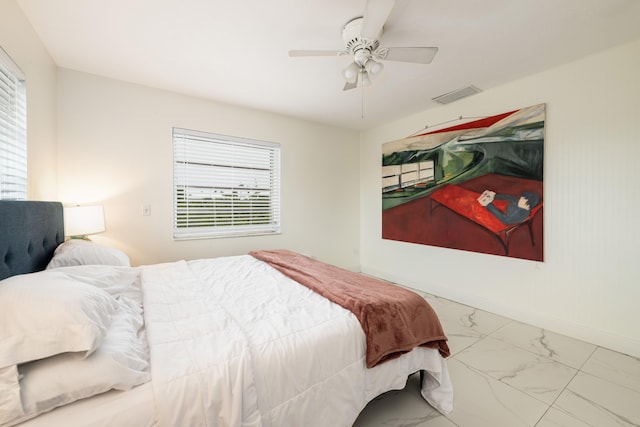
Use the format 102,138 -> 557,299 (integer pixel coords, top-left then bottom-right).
141,255 -> 452,427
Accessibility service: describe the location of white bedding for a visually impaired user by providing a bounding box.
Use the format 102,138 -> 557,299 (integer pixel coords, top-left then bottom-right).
14,254 -> 452,426
16,384 -> 156,427
142,255 -> 452,426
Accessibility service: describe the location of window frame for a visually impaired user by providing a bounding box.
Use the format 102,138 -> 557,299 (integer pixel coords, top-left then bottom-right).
0,46 -> 27,200
172,127 -> 281,240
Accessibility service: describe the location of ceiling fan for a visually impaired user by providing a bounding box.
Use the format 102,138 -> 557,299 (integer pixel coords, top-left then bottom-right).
289,0 -> 438,91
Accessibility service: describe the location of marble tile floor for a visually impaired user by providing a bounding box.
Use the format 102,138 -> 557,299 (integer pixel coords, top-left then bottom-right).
353,293 -> 640,427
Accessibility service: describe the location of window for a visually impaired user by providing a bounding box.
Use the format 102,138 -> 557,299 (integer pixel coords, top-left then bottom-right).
173,128 -> 281,239
382,160 -> 434,193
0,46 -> 27,200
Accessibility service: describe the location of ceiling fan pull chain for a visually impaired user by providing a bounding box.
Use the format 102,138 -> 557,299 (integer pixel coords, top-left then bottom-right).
361,82 -> 365,119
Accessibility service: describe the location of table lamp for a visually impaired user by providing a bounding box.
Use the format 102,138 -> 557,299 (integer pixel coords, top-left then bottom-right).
64,205 -> 106,240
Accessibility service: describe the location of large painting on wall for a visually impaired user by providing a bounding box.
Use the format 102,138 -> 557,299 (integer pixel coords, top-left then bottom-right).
382,103 -> 545,261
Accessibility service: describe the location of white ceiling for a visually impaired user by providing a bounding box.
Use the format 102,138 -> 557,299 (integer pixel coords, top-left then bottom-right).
16,0 -> 640,131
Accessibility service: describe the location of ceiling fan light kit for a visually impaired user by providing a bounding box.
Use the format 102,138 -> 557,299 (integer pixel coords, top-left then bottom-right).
364,58 -> 383,76
342,62 -> 360,84
289,0 -> 439,91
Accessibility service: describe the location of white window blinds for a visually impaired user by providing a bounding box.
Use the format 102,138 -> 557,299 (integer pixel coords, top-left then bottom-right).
0,47 -> 27,200
173,128 -> 281,239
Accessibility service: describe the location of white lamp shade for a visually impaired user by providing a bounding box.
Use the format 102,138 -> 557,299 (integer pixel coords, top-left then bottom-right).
64,205 -> 106,237
364,59 -> 383,76
342,62 -> 360,84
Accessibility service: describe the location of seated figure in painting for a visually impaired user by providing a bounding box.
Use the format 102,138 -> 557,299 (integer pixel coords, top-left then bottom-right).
477,190 -> 541,225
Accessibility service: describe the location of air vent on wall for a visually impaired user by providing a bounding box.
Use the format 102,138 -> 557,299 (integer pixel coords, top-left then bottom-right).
432,85 -> 481,105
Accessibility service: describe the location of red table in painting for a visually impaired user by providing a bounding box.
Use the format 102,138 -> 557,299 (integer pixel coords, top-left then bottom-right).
429,184 -> 542,255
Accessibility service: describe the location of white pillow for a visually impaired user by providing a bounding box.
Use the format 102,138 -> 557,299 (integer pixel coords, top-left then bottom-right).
0,271 -> 119,367
47,239 -> 130,269
0,365 -> 24,425
6,297 -> 150,426
50,265 -> 143,305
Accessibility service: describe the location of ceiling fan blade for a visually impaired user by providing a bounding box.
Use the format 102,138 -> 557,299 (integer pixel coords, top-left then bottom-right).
378,47 -> 439,64
289,50 -> 346,57
361,0 -> 395,40
343,80 -> 358,91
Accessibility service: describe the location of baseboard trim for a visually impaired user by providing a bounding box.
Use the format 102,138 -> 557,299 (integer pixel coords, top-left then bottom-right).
362,266 -> 640,359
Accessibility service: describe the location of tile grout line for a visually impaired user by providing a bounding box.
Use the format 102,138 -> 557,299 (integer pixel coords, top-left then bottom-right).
532,345 -> 601,426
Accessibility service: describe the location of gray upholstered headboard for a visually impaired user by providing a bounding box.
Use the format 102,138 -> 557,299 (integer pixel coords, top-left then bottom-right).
0,200 -> 64,280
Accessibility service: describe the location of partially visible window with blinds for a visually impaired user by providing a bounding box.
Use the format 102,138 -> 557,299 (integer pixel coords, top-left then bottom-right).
173,128 -> 281,239
0,46 -> 27,200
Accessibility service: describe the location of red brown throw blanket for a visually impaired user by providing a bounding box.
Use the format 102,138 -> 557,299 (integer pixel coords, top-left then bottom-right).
250,249 -> 450,368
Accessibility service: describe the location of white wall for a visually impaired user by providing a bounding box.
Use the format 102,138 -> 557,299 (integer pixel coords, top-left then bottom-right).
0,1 -> 58,200
360,40 -> 640,358
56,69 -> 361,269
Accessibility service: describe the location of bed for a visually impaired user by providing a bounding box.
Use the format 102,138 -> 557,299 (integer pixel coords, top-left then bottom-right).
430,183 -> 543,255
0,200 -> 453,427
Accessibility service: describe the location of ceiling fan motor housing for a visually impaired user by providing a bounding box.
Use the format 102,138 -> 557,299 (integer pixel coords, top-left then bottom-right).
343,17 -> 381,62
341,17 -> 385,85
